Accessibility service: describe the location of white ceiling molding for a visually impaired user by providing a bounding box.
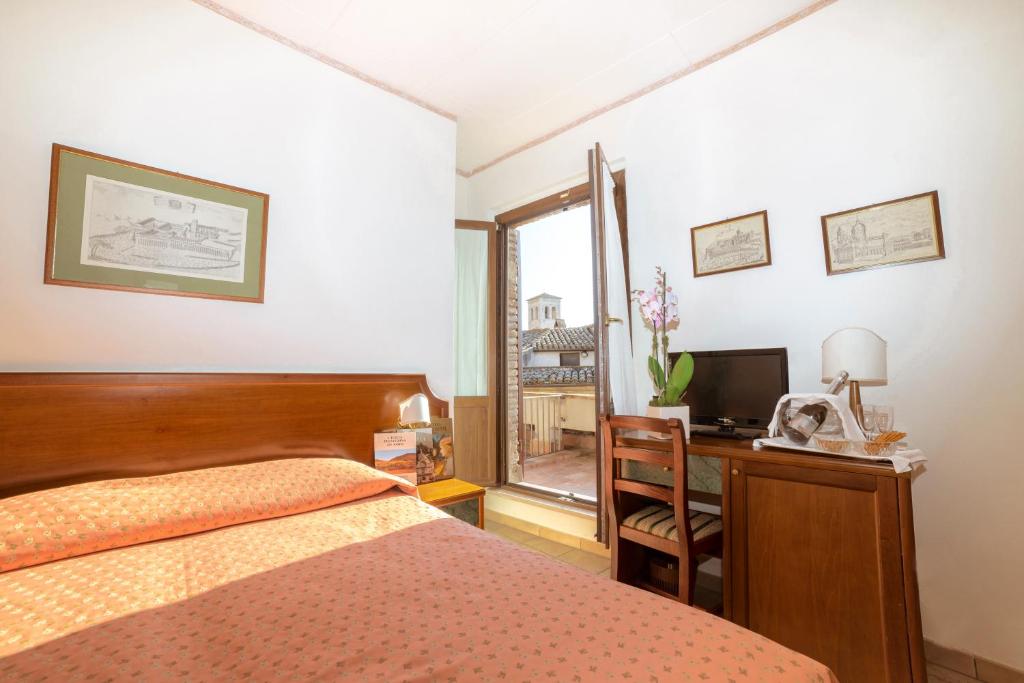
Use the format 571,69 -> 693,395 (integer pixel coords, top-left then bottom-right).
193,0 -> 837,177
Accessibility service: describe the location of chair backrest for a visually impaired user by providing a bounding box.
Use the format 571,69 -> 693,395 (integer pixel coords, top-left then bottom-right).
600,414 -> 695,553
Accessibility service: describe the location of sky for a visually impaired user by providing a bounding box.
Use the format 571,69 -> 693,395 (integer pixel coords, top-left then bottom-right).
518,204 -> 594,329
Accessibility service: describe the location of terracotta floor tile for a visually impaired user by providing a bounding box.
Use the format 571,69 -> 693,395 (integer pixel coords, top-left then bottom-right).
522,449 -> 596,499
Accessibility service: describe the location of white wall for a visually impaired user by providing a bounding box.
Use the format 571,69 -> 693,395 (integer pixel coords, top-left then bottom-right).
0,0 -> 456,398
526,350 -> 594,368
465,0 -> 1024,669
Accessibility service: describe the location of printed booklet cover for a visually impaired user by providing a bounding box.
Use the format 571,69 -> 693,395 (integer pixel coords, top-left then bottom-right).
373,431 -> 420,485
375,419 -> 455,485
422,416 -> 455,484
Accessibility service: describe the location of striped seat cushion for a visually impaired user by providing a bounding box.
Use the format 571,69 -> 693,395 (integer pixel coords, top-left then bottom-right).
621,505 -> 722,543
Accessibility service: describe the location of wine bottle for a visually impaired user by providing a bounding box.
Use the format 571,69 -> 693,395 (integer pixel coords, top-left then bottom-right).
781,371 -> 849,444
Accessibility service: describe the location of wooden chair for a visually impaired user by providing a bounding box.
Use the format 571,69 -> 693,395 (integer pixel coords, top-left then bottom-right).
600,414 -> 723,606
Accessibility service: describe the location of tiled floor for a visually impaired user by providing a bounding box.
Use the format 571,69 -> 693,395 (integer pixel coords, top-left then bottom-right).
486,519 -> 610,577
521,449 -> 596,499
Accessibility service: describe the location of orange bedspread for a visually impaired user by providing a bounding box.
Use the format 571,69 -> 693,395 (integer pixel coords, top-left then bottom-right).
0,459 -> 835,682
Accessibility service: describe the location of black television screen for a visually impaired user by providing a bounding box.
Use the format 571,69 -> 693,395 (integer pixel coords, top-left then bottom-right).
668,348 -> 789,430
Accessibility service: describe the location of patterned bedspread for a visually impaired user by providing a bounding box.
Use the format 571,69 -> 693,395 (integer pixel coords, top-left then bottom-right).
0,458 -> 835,681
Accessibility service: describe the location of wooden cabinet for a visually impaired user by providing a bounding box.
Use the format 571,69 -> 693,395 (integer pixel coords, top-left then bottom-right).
726,457 -> 925,683
622,435 -> 926,682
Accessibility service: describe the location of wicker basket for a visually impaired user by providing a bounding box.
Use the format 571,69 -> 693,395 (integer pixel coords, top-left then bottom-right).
646,552 -> 679,595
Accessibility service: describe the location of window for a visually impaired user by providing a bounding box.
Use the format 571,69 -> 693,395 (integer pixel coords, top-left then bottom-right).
560,352 -> 581,367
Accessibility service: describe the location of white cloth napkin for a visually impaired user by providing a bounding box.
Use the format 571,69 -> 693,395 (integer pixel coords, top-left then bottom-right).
767,393 -> 867,441
761,394 -> 926,473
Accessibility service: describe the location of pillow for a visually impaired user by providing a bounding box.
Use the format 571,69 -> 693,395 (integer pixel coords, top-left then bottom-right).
0,457 -> 416,573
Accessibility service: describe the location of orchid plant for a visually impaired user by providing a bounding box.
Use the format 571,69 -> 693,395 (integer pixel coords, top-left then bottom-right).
632,267 -> 694,407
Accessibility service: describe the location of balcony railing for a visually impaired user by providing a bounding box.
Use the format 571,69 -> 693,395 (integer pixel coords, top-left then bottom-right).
522,393 -> 562,457
522,391 -> 595,458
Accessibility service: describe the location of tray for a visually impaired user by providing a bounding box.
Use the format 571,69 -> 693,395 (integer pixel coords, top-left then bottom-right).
753,437 -> 926,473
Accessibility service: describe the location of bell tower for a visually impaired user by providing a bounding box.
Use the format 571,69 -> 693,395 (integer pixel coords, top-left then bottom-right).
526,293 -> 563,330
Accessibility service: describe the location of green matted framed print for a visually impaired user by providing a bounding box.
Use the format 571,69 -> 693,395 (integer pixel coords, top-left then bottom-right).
45,144 -> 269,303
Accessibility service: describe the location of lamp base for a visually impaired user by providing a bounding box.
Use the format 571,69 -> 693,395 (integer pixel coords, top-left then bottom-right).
849,380 -> 865,432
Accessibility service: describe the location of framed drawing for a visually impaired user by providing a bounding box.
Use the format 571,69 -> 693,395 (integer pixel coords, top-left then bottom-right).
690,210 -> 772,277
45,144 -> 269,302
821,191 -> 944,276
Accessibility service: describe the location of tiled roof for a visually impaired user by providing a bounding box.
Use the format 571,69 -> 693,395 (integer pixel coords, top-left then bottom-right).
521,328 -> 548,351
522,324 -> 594,352
522,366 -> 595,386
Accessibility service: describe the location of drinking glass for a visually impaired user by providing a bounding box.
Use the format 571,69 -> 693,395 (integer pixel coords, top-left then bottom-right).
874,405 -> 894,433
860,404 -> 878,437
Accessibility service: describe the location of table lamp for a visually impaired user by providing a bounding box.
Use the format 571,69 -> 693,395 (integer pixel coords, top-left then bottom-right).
821,327 -> 887,429
398,393 -> 431,428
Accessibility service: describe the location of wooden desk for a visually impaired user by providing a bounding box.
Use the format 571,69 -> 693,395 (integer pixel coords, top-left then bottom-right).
620,434 -> 926,683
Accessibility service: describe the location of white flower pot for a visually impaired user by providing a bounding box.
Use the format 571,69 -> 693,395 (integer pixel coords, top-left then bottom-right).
645,404 -> 691,442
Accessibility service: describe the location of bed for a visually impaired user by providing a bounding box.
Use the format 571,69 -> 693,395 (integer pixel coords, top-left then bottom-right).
0,373 -> 836,681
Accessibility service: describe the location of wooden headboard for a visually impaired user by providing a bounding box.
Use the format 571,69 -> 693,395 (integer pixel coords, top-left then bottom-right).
0,373 -> 446,498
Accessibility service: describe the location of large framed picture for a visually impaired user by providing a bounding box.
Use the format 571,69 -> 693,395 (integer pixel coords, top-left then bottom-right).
45,144 -> 269,302
821,191 -> 944,276
690,210 -> 772,277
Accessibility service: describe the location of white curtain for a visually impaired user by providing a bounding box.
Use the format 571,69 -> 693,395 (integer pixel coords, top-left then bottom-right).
454,229 -> 488,396
602,164 -> 638,415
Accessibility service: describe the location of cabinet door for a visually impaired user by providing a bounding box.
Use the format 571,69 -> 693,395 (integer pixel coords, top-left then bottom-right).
729,460 -> 912,682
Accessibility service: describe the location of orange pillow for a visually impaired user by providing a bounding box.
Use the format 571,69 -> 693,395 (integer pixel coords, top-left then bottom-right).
0,457 -> 417,573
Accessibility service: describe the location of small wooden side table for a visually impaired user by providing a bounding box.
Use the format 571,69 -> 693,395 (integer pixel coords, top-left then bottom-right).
417,478 -> 486,528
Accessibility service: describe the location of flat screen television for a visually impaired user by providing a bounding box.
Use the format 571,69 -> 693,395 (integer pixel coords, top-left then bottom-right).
668,348 -> 789,434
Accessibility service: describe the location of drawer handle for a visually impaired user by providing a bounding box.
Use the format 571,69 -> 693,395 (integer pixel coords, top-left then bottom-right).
731,468 -> 739,476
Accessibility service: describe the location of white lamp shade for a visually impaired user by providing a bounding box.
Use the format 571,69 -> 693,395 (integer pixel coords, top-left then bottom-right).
822,327 -> 887,385
399,393 -> 431,426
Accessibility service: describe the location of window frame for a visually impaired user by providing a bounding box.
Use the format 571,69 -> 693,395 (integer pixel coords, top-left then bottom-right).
494,170 -> 626,507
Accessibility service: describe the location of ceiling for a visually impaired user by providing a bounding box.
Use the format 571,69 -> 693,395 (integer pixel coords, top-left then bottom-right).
201,0 -> 829,176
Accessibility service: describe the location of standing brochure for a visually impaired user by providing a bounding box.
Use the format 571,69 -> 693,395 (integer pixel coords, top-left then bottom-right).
373,430 -> 421,485
374,419 -> 455,485
422,416 -> 455,484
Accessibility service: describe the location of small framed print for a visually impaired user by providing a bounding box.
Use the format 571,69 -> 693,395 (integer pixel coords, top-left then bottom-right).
821,191 -> 944,276
45,144 -> 269,302
690,210 -> 772,277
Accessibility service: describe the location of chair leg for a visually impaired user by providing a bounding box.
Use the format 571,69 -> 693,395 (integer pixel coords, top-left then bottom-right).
612,538 -> 648,586
687,558 -> 698,606
610,533 -> 620,581
677,557 -> 697,605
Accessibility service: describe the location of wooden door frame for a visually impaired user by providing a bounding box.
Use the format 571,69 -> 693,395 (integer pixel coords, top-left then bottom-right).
589,145 -> 612,539
493,169 -> 627,507
454,219 -> 499,486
